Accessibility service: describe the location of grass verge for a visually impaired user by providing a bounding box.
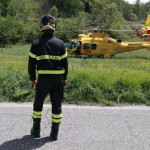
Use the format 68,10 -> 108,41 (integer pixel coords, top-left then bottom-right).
1,44 -> 150,106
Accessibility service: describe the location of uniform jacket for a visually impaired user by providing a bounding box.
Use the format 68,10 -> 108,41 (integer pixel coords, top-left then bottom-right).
28,33 -> 68,81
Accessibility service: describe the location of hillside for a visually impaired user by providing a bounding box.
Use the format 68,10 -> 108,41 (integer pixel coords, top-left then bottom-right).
0,0 -> 150,46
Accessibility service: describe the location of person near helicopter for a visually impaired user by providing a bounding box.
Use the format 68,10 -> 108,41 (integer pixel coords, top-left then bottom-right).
75,41 -> 81,58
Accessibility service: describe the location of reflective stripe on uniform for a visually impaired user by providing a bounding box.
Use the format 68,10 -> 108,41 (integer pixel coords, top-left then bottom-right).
52,113 -> 63,118
29,52 -> 67,60
52,113 -> 62,123
29,52 -> 37,59
32,111 -> 42,119
33,111 -> 42,115
52,118 -> 62,123
32,115 -> 42,118
36,55 -> 61,60
60,52 -> 67,59
37,70 -> 65,74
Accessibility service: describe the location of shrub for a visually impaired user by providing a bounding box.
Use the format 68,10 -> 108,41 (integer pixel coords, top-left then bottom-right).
119,90 -> 146,104
55,17 -> 78,43
0,16 -> 41,47
0,67 -> 34,101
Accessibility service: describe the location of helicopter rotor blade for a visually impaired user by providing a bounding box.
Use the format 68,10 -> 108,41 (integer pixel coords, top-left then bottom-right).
55,29 -> 136,32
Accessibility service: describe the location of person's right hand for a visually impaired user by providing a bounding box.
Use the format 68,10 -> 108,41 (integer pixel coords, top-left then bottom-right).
30,81 -> 37,90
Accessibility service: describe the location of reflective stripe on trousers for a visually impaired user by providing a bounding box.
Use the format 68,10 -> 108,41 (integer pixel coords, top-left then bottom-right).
52,113 -> 63,123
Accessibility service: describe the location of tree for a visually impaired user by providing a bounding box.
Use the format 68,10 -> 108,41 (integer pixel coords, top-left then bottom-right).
137,3 -> 150,20
111,0 -> 125,14
81,0 -> 93,13
55,17 -> 78,42
123,3 -> 137,21
51,6 -> 58,17
133,0 -> 141,18
0,0 -> 10,16
90,0 -> 125,39
7,0 -> 19,16
39,0 -> 85,17
90,0 -> 124,28
18,0 -> 38,23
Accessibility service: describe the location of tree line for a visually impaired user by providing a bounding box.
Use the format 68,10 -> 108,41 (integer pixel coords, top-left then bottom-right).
0,0 -> 150,46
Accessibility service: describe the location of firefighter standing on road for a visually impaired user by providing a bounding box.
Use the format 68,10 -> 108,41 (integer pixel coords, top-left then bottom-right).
28,14 -> 68,140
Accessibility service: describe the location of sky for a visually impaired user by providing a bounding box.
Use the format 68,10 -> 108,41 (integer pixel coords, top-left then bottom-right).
125,0 -> 150,4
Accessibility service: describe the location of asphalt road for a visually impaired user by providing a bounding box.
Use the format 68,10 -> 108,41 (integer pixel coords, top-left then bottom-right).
0,103 -> 150,150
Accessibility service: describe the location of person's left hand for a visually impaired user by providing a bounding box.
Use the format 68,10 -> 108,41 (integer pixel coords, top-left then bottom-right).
63,80 -> 67,87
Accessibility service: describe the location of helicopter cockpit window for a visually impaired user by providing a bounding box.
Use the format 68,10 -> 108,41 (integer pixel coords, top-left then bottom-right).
83,43 -> 91,49
91,44 -> 97,50
72,42 -> 77,48
65,42 -> 77,49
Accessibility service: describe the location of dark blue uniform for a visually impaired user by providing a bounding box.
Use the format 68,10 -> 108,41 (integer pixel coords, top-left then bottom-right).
28,32 -> 68,123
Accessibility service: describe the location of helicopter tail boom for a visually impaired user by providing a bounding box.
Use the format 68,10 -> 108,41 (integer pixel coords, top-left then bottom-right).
143,43 -> 150,51
121,42 -> 150,52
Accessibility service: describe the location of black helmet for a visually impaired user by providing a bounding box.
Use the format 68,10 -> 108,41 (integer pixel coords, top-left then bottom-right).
40,14 -> 56,31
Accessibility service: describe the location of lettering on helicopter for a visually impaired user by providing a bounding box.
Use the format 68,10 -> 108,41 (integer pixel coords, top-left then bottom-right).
114,47 -> 122,52
84,50 -> 91,53
83,43 -> 91,53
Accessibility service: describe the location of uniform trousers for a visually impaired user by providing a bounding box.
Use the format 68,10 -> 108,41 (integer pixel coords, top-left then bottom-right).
34,75 -> 63,115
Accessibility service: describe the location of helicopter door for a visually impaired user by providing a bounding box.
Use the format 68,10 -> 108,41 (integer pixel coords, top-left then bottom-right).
91,44 -> 97,55
83,43 -> 91,54
91,44 -> 97,50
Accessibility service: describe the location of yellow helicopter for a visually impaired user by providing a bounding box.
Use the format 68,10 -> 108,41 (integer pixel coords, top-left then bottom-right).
65,32 -> 150,58
65,15 -> 150,58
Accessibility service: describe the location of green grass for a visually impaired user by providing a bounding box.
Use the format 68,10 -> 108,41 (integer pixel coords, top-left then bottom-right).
1,44 -> 150,105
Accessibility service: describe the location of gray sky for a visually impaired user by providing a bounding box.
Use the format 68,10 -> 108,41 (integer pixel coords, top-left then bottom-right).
125,0 -> 150,4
